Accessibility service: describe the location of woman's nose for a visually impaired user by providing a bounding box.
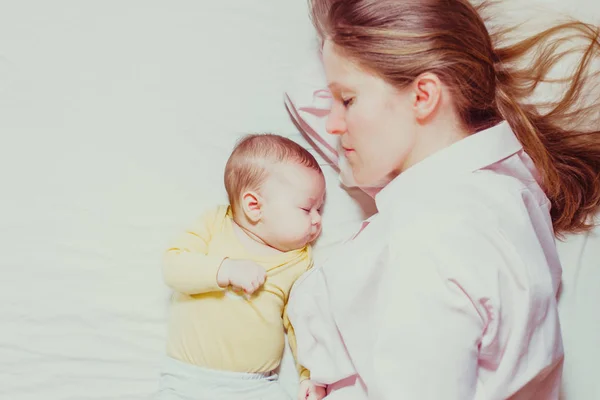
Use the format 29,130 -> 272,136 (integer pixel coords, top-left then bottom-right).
326,104 -> 346,135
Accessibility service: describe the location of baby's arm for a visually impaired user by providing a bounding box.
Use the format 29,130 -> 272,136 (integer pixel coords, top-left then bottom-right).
162,207 -> 226,295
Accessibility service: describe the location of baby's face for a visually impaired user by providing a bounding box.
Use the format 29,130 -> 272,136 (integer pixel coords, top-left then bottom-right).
259,163 -> 325,252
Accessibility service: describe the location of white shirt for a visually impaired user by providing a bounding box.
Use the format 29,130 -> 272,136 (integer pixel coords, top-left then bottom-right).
287,122 -> 564,400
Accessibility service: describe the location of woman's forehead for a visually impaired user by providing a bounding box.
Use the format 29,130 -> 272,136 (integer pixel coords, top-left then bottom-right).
322,40 -> 352,72
322,41 -> 380,91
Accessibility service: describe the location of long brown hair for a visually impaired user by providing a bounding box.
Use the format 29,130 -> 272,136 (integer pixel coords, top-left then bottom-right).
310,0 -> 600,235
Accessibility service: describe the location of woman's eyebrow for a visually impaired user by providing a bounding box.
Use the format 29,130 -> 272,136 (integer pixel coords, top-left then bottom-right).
328,81 -> 356,94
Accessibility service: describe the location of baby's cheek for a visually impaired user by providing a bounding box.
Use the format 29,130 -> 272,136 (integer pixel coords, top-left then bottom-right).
286,219 -> 304,236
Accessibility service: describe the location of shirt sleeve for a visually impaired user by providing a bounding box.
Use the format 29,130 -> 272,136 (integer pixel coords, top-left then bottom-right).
370,217 -> 562,399
371,247 -> 481,399
283,255 -> 314,382
284,306 -> 311,382
162,207 -> 227,295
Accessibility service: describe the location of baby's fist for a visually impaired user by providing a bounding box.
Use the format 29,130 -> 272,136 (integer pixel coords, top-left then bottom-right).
217,258 -> 266,294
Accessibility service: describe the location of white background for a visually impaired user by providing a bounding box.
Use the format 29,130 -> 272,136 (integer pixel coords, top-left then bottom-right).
0,1 -> 598,399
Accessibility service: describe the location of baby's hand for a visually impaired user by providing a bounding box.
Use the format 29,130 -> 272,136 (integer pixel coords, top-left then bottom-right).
298,379 -> 327,400
217,259 -> 266,295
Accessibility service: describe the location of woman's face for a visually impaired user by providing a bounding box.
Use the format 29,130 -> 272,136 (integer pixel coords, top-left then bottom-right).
322,40 -> 418,187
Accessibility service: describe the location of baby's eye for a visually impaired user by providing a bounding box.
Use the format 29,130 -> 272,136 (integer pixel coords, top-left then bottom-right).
301,208 -> 310,213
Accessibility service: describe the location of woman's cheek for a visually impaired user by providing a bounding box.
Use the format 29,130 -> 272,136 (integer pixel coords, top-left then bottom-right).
338,153 -> 360,187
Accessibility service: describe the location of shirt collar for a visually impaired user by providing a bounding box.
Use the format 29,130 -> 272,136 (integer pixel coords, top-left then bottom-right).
375,121 -> 523,212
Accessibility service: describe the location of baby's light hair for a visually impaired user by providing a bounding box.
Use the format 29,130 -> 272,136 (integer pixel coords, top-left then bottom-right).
224,133 -> 322,215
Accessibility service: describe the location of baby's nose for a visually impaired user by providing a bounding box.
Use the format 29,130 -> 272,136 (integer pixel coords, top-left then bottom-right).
311,212 -> 322,226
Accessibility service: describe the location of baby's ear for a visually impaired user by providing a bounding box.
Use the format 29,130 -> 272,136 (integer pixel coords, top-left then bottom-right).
241,191 -> 262,222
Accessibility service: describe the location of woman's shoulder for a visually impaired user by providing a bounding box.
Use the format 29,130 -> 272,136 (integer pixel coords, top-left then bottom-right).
384,170 -> 555,267
385,169 -> 558,290
390,170 -> 543,232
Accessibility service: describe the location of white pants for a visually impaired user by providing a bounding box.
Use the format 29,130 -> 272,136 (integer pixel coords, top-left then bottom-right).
157,357 -> 291,400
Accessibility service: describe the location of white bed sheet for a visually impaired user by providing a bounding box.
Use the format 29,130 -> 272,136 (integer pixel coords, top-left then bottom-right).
0,1 -> 597,399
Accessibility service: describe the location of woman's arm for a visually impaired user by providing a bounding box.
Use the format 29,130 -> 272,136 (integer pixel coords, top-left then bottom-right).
371,245 -> 481,399
370,218 -> 562,399
283,307 -> 311,382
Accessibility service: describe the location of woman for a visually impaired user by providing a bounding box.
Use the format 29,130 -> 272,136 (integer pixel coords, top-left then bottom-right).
286,0 -> 600,399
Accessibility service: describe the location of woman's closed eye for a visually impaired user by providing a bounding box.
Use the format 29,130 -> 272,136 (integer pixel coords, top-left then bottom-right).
342,97 -> 354,107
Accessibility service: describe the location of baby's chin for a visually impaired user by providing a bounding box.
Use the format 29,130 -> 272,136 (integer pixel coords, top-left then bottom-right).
277,237 -> 315,252
307,231 -> 321,245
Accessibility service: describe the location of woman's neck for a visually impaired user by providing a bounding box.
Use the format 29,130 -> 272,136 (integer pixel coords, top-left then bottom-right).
401,115 -> 470,173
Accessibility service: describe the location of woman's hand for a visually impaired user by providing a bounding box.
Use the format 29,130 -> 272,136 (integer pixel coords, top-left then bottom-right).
298,379 -> 327,400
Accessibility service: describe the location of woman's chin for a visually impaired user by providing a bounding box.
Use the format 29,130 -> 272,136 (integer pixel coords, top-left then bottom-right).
338,155 -> 359,187
339,154 -> 391,190
353,171 -> 392,191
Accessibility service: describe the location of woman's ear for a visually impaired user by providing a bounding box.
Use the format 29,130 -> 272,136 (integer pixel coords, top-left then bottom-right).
410,72 -> 443,122
240,191 -> 262,223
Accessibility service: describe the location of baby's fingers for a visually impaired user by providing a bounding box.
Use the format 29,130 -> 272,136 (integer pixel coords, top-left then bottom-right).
258,273 -> 266,285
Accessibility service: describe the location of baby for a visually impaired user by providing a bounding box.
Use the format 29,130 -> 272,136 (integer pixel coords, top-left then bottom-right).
159,133 -> 327,400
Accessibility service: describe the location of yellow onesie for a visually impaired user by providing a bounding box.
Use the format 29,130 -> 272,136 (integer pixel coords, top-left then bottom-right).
162,205 -> 310,381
